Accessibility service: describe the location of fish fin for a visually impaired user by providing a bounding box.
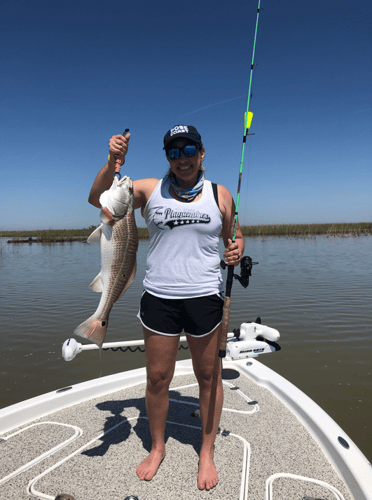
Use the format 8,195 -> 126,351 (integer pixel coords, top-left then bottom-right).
117,260 -> 137,300
74,315 -> 108,348
89,273 -> 103,292
87,224 -> 102,244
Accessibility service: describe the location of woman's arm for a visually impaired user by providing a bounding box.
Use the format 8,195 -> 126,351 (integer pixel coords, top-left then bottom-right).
88,133 -> 131,208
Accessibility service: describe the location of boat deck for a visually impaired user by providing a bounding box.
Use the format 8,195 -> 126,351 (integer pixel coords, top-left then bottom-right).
0,360 -> 359,499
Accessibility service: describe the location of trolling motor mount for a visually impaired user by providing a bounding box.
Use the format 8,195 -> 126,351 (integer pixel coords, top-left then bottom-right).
220,255 -> 258,288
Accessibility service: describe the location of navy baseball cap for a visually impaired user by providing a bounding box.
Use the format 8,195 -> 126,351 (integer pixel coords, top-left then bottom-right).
163,125 -> 203,149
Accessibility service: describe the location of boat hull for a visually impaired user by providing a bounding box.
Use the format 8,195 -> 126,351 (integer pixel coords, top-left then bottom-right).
1,358 -> 371,499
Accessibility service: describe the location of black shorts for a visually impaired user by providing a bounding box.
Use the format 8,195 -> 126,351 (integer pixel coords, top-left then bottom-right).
137,291 -> 224,337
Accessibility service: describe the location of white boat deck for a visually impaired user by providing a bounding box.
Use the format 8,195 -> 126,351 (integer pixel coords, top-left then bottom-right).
1,358 -> 371,500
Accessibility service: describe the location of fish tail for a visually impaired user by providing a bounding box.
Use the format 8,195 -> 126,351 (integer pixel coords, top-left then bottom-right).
74,316 -> 108,348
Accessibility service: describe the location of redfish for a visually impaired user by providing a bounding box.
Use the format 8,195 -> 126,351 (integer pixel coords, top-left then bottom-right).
74,176 -> 138,348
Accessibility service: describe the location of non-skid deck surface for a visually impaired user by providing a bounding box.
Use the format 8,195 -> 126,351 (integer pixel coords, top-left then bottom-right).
0,368 -> 353,500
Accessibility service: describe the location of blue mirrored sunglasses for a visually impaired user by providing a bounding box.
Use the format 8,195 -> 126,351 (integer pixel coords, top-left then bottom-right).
166,144 -> 198,160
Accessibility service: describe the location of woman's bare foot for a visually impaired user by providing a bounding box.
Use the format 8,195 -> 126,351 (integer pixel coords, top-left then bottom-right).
198,452 -> 218,490
136,448 -> 165,481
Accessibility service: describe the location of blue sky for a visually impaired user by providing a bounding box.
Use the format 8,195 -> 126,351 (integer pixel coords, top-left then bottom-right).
1,0 -> 371,230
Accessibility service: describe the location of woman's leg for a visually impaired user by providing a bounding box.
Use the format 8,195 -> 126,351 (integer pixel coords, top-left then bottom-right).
136,327 -> 180,481
187,325 -> 223,490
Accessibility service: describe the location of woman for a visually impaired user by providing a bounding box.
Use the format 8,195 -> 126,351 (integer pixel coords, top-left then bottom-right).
88,125 -> 245,491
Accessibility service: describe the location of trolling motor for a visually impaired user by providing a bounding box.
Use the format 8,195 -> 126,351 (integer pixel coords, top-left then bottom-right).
226,317 -> 281,360
220,255 -> 258,288
63,324 -> 280,362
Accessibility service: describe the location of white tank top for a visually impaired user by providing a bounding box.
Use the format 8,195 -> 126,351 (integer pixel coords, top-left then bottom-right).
143,178 -> 224,299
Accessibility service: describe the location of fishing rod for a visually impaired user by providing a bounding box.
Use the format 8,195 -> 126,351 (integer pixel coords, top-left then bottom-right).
219,0 -> 262,358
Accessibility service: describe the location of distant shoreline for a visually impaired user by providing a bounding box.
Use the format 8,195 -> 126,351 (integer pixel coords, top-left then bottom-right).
2,222 -> 371,243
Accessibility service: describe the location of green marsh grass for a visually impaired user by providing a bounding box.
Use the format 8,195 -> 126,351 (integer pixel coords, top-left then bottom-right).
2,222 -> 371,243
240,222 -> 372,237
2,226 -> 150,242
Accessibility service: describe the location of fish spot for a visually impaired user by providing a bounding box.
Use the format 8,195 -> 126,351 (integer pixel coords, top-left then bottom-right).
101,321 -> 106,326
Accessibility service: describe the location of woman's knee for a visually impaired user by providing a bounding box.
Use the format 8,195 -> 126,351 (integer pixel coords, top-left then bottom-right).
143,328 -> 179,392
189,330 -> 221,382
146,366 -> 174,393
193,362 -> 221,389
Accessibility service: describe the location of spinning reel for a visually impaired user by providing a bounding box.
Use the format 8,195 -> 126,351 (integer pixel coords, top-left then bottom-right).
220,256 -> 258,288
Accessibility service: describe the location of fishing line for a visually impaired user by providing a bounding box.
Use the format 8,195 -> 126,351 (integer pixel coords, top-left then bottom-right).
219,0 -> 262,358
242,137 -> 253,228
179,94 -> 246,118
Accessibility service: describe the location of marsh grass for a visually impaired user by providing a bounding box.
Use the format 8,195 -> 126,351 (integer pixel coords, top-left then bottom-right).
2,222 -> 371,242
2,226 -> 150,242
240,222 -> 372,237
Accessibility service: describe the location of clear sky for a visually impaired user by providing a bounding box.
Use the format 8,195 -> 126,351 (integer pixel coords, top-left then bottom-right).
1,0 -> 371,230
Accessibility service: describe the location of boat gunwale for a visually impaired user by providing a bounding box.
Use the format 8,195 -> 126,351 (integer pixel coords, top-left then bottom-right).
240,358 -> 372,500
0,360 -> 194,435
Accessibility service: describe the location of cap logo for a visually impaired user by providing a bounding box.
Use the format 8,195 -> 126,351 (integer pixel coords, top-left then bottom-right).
170,125 -> 189,136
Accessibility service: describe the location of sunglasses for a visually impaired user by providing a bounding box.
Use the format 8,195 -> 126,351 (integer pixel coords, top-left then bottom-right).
166,144 -> 198,160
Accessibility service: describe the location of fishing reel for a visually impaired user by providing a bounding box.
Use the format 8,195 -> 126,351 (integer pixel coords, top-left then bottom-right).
220,256 -> 258,288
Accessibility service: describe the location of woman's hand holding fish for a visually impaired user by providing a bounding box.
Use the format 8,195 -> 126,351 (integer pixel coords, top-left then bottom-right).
88,133 -> 131,209
108,133 -> 131,167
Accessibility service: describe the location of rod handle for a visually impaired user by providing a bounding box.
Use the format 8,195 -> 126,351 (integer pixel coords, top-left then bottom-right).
218,296 -> 231,358
114,128 -> 130,178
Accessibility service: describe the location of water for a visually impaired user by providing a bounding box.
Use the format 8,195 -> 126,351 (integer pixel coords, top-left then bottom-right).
0,235 -> 371,461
